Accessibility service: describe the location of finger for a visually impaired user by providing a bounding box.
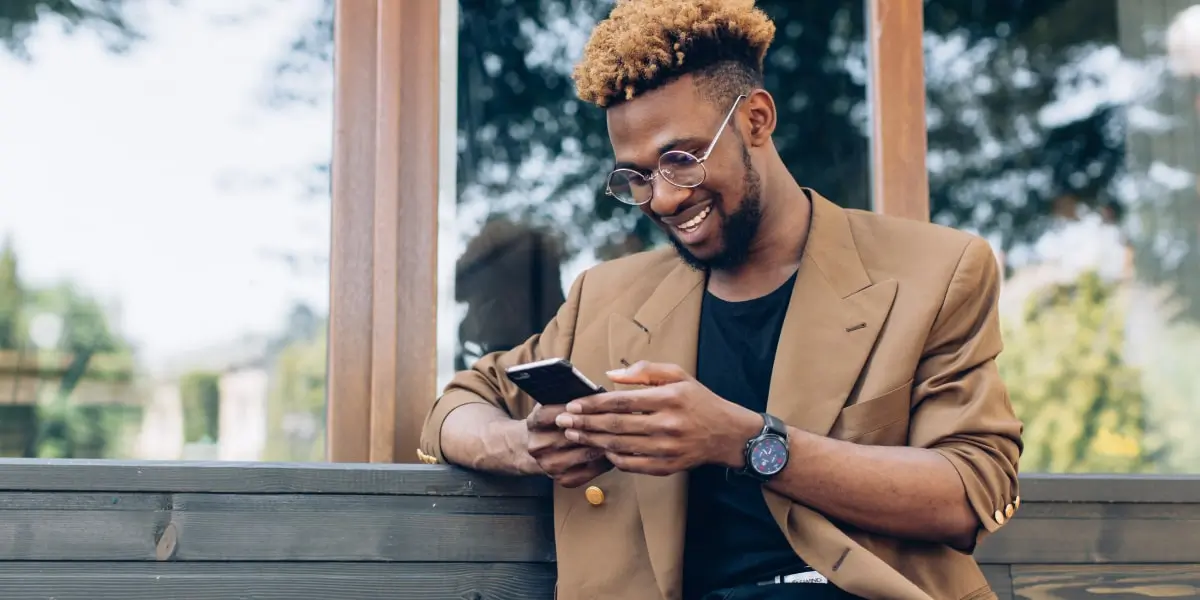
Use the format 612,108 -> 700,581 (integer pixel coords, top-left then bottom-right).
527,429 -> 576,454
564,430 -> 666,456
565,386 -> 671,415
554,412 -> 655,434
527,404 -> 567,430
539,445 -> 606,475
555,457 -> 614,488
606,452 -> 678,477
605,361 -> 691,386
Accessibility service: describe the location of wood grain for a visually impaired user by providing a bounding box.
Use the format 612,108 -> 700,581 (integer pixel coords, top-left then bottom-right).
1011,565 -> 1200,600
327,0 -> 380,463
0,492 -> 554,562
0,460 -> 551,496
0,562 -> 555,600
866,0 -> 931,220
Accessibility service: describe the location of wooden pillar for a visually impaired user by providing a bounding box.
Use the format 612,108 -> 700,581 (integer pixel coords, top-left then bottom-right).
327,0 -> 440,463
867,0 -> 931,221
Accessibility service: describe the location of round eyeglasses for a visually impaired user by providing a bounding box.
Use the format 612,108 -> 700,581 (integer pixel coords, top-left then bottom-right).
605,94 -> 747,206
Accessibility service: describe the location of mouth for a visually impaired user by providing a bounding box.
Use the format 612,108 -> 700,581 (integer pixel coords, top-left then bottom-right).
660,201 -> 716,246
661,201 -> 714,233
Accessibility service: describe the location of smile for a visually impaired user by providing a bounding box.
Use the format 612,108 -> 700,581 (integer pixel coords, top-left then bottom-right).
677,206 -> 712,233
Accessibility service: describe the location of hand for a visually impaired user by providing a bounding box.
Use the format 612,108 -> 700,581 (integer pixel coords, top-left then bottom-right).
525,403 -> 613,488
554,361 -> 762,476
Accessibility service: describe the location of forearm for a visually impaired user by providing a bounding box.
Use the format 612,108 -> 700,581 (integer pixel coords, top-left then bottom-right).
439,403 -> 542,476
766,428 -> 978,549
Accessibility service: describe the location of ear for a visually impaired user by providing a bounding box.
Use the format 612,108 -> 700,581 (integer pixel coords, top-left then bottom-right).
743,89 -> 777,147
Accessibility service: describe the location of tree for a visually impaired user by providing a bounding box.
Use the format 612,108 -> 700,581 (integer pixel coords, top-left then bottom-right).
999,271 -> 1158,473
0,0 -> 142,60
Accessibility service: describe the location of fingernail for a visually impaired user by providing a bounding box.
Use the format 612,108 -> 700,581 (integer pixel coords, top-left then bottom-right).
555,414 -> 574,428
606,367 -> 627,377
566,402 -> 584,414
564,429 -> 580,441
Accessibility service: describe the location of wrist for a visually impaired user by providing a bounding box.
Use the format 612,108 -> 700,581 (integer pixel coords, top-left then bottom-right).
721,408 -> 765,469
484,418 -> 541,476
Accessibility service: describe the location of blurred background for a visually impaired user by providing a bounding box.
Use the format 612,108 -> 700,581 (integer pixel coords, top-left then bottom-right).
2,0 -> 1198,475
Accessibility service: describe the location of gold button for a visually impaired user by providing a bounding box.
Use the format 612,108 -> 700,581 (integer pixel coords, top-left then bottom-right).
1014,496 -> 1021,509
416,449 -> 427,462
585,486 -> 605,506
1005,503 -> 1014,519
993,510 -> 1006,526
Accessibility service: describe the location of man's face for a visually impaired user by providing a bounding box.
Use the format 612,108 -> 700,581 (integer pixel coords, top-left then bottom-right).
605,76 -> 763,271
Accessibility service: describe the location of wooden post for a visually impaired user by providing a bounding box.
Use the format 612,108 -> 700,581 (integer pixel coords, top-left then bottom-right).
867,0 -> 931,221
327,0 -> 440,463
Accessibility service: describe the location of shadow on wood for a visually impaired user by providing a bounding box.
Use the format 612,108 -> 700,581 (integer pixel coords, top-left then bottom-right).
0,459 -> 1196,599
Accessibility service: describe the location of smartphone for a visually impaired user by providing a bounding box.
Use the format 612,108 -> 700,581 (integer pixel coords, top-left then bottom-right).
504,358 -> 604,405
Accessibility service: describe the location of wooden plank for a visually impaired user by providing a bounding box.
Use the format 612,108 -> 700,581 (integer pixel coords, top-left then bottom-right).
327,0 -> 380,463
378,0 -> 440,464
0,492 -> 553,562
0,562 -> 555,600
0,460 -> 550,497
981,564 -> 1014,600
1018,474 -> 1200,503
866,0 -> 930,220
1010,565 -> 1200,600
976,502 -> 1200,564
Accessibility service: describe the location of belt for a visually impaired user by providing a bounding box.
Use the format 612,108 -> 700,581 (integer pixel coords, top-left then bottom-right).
757,570 -> 830,585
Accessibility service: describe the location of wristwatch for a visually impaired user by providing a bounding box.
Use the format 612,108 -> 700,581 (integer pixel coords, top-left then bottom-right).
732,412 -> 790,482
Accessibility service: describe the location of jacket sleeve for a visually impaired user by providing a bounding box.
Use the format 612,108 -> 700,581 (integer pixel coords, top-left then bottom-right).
418,270 -> 588,464
909,236 -> 1024,551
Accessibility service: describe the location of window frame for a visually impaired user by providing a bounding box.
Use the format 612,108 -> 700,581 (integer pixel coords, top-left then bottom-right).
324,0 -> 931,462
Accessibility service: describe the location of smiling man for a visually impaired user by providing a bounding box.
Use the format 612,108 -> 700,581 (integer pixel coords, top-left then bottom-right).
418,1 -> 1023,599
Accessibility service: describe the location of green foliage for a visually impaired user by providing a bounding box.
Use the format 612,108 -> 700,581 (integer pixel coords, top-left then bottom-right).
263,319 -> 327,462
180,371 -> 221,444
0,239 -> 22,350
999,271 -> 1157,473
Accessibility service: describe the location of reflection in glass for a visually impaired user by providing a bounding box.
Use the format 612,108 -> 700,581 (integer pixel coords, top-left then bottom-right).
0,0 -> 333,461
442,0 -> 872,384
924,0 -> 1200,473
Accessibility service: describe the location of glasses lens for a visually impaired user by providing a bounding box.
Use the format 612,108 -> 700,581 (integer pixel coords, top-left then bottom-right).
607,169 -> 652,205
659,151 -> 705,188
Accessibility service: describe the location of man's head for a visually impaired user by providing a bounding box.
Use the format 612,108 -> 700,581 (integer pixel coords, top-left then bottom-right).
572,0 -> 780,271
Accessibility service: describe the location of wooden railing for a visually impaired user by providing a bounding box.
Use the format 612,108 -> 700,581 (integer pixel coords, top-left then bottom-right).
0,459 -> 1196,599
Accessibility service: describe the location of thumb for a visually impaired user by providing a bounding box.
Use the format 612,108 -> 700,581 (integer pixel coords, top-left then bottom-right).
606,361 -> 689,386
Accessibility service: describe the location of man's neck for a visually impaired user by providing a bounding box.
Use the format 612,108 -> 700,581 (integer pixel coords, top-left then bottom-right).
707,167 -> 812,302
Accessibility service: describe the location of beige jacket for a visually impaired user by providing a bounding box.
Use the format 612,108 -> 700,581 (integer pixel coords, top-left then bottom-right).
420,190 -> 1024,600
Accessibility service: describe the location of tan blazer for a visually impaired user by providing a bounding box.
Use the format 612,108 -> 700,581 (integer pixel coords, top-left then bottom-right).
420,190 -> 1023,600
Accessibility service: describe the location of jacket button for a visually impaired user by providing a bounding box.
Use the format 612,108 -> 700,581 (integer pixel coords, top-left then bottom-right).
1005,503 -> 1015,519
585,486 -> 605,506
993,509 -> 1006,526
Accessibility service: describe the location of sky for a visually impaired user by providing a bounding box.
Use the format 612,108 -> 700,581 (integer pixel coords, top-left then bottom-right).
0,0 -> 331,370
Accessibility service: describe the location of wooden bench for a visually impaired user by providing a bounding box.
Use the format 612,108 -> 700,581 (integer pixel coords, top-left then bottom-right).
0,459 -> 1195,599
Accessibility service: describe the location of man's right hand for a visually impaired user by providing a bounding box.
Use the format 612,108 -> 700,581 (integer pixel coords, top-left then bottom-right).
526,403 -> 613,488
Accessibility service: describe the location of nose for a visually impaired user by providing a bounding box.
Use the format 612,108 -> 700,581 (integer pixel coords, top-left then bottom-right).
648,175 -> 693,217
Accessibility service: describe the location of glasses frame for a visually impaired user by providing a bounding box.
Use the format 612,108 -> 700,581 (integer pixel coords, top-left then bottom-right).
605,94 -> 748,206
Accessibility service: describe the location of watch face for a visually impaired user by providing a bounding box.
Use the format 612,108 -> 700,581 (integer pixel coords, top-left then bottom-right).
750,436 -> 788,476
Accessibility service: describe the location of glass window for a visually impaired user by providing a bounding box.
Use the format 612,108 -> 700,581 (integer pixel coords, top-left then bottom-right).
0,0 -> 333,461
924,0 -> 1200,473
440,0 -> 873,388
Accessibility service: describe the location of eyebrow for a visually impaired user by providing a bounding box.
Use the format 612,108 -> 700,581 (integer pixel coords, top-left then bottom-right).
612,136 -> 708,172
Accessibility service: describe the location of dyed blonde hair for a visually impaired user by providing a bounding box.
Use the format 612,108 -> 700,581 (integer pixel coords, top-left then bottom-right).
572,0 -> 776,108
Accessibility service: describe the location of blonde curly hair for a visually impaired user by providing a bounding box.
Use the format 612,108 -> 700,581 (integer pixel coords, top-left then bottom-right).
572,0 -> 776,108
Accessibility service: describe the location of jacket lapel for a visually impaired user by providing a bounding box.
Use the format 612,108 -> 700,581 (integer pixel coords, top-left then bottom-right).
607,262 -> 704,600
760,191 -> 905,595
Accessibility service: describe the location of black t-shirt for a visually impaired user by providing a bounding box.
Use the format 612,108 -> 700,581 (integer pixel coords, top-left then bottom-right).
682,271 -> 860,600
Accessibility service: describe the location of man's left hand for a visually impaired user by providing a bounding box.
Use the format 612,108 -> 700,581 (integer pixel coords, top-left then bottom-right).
554,361 -> 762,476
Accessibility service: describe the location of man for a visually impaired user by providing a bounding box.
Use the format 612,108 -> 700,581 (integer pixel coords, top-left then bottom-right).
418,0 -> 1023,598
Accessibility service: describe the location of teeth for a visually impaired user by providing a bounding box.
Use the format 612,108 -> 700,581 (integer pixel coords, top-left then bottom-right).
678,206 -> 712,232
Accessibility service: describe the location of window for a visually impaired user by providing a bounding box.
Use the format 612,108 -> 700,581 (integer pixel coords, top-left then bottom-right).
439,0 -> 875,387
0,0 -> 334,461
924,0 -> 1200,473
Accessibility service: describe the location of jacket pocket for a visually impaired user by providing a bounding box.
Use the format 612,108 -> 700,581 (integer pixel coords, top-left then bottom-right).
829,379 -> 913,444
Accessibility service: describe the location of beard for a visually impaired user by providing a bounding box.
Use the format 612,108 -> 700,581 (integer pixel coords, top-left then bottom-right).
667,141 -> 764,272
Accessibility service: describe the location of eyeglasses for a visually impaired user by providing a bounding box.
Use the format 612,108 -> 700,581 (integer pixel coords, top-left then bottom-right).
605,94 -> 747,206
